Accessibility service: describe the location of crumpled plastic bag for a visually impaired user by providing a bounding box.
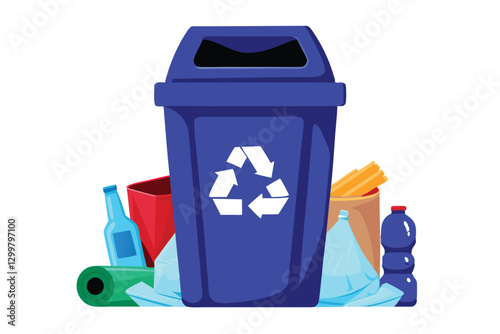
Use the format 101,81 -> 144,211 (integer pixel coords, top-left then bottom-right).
345,283 -> 403,307
126,221 -> 403,307
125,282 -> 184,307
318,213 -> 403,307
126,235 -> 184,307
153,234 -> 181,299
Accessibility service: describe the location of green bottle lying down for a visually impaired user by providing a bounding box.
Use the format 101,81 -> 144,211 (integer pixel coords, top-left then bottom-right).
77,266 -> 154,307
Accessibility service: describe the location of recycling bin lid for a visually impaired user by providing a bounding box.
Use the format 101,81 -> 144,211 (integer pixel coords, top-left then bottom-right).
155,26 -> 346,107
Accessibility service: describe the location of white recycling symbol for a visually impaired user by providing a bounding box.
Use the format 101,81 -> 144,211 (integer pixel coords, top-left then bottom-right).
209,146 -> 289,218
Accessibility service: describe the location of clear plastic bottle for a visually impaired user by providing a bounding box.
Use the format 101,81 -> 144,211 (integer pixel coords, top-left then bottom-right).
103,185 -> 146,267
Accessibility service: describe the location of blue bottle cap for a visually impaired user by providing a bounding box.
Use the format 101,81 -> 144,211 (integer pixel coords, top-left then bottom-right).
339,210 -> 349,219
103,185 -> 117,193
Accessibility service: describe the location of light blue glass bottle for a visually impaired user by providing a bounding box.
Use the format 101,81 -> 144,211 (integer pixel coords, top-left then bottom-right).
103,185 -> 146,267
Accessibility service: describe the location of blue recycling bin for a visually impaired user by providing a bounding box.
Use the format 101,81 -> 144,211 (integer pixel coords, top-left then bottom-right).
154,26 -> 346,307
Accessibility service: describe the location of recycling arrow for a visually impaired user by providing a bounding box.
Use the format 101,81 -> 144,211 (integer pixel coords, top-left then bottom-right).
209,169 -> 238,198
242,146 -> 275,178
226,147 -> 247,168
209,146 -> 288,218
248,195 -> 288,218
265,179 -> 289,198
248,179 -> 289,218
213,199 -> 242,216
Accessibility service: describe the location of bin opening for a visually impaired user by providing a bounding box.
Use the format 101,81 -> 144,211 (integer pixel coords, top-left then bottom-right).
128,177 -> 171,196
194,36 -> 307,67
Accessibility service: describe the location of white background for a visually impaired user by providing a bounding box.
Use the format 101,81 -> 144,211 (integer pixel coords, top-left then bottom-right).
1,0 -> 499,333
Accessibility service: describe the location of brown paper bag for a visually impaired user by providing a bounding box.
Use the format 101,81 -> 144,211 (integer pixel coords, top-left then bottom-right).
327,187 -> 380,275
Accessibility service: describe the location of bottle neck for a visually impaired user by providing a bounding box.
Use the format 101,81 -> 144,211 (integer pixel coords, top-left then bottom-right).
105,191 -> 126,221
391,210 -> 405,214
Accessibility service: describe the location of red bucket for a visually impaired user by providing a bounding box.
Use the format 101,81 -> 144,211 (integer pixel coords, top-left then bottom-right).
127,176 -> 175,267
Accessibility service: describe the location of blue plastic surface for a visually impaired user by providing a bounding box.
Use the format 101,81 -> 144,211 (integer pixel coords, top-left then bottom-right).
344,283 -> 404,307
381,208 -> 417,306
103,186 -> 146,267
154,235 -> 182,299
317,211 -> 404,307
113,231 -> 137,259
126,282 -> 184,307
318,211 -> 379,305
155,26 -> 346,306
